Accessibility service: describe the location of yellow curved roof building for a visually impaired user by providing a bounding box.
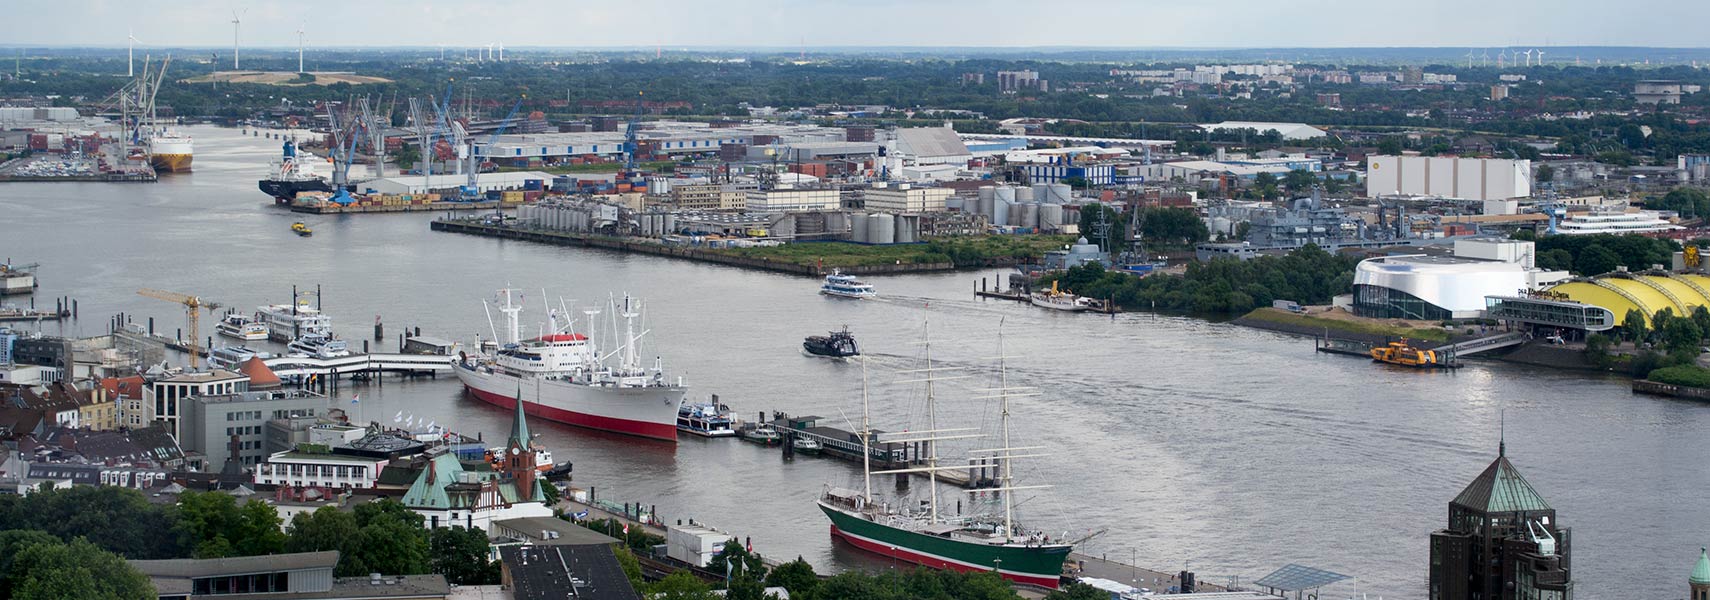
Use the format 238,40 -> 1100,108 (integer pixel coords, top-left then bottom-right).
1549,273 -> 1710,325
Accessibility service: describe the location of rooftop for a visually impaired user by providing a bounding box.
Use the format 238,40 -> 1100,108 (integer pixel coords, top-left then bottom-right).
129,551 -> 338,578
1452,447 -> 1552,515
502,545 -> 640,600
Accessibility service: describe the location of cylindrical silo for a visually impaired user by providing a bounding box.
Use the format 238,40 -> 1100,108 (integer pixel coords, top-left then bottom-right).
869,213 -> 895,244
1021,203 -> 1040,230
895,214 -> 919,244
852,212 -> 870,242
1015,186 -> 1035,203
993,186 -> 1015,205
978,186 -> 995,204
1030,183 -> 1050,203
1047,183 -> 1072,204
664,214 -> 678,234
1040,204 -> 1065,231
945,196 -> 965,212
991,198 -> 1012,226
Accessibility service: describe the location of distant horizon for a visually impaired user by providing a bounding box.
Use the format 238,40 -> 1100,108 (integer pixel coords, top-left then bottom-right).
7,44 -> 1710,51
8,1 -> 1700,49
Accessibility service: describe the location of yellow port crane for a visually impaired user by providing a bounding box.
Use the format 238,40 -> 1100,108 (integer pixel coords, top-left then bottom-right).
137,288 -> 221,369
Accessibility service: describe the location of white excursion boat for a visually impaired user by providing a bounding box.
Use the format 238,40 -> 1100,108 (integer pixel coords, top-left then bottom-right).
1030,281 -> 1097,312
287,335 -> 351,359
678,398 -> 736,437
215,313 -> 270,341
821,271 -> 878,299
258,301 -> 332,342
208,346 -> 272,370
454,289 -> 686,442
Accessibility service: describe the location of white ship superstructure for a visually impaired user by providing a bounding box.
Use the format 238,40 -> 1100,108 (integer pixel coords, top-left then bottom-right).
454,289 -> 685,442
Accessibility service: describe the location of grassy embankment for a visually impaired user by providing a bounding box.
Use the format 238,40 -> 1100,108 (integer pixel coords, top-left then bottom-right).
712,235 -> 1073,269
1646,364 -> 1710,388
1239,307 -> 1452,342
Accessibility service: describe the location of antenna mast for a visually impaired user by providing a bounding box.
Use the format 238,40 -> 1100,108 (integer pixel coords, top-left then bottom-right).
923,318 -> 940,523
998,322 -> 1015,541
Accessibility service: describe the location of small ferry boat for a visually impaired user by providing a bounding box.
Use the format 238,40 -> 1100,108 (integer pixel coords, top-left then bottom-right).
1030,281 -> 1095,312
803,327 -> 860,358
292,222 -> 313,237
287,334 -> 351,359
820,271 -> 877,299
741,423 -> 783,446
215,313 -> 270,341
486,446 -> 559,475
677,398 -> 736,438
208,345 -> 272,370
791,437 -> 822,455
1370,340 -> 1443,368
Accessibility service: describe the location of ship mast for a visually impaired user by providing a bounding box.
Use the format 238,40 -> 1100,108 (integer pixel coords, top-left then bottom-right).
923,318 -> 940,523
498,288 -> 522,344
998,324 -> 1014,541
860,354 -> 872,506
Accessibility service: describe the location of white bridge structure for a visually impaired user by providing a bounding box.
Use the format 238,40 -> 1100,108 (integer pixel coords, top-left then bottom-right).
262,353 -> 454,379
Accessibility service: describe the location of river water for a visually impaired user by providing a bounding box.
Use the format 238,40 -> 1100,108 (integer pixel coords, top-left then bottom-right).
4,126 -> 1702,599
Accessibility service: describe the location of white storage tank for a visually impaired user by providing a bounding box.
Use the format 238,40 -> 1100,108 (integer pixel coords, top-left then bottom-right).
1030,183 -> 1050,202
664,214 -> 678,234
868,213 -> 896,244
1015,186 -> 1035,203
993,186 -> 1016,205
978,186 -> 995,203
1040,204 -> 1065,231
945,196 -> 965,212
1046,183 -> 1073,204
851,211 -> 870,242
894,214 -> 920,244
1020,202 -> 1040,230
991,199 -> 1012,226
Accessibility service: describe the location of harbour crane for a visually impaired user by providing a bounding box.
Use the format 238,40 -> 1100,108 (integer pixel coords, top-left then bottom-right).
136,288 -> 220,369
462,97 -> 525,200
622,90 -> 644,175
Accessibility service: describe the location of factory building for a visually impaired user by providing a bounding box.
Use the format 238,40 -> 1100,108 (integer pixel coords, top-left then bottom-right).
745,188 -> 842,212
1365,156 -> 1531,201
477,121 -> 847,163
671,183 -> 754,211
891,127 -> 973,166
864,183 -> 951,213
361,171 -> 557,195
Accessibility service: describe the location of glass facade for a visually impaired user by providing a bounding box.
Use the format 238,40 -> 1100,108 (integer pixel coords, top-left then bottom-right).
1485,297 -> 1615,332
1354,284 -> 1454,320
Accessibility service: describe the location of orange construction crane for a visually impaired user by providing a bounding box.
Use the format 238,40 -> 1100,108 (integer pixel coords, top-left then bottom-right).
137,288 -> 220,369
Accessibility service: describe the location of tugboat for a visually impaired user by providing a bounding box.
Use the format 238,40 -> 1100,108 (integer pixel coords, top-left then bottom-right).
803,327 -> 861,358
291,222 -> 313,237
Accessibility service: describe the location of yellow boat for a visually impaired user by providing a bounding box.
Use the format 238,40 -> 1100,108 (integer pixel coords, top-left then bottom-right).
291,222 -> 313,237
1370,340 -> 1438,367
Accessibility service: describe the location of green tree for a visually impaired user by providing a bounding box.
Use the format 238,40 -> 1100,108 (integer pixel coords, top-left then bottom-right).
1252,172 -> 1280,200
1574,244 -> 1620,276
708,539 -> 767,583
1536,163 -> 1555,183
1623,309 -> 1650,346
429,527 -> 499,585
233,500 -> 287,557
1046,582 -> 1111,600
1376,136 -> 1405,155
348,517 -> 430,577
173,491 -> 243,558
354,498 -> 424,529
0,530 -> 61,598
649,571 -> 718,600
1584,333 -> 1614,369
763,558 -> 819,599
613,546 -> 646,592
284,506 -> 360,555
1076,203 -> 1127,252
1282,169 -> 1318,194
725,576 -> 768,600
0,486 -> 181,559
8,538 -> 155,600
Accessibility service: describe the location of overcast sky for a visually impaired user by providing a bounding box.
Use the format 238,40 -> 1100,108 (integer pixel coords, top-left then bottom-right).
7,0 -> 1699,49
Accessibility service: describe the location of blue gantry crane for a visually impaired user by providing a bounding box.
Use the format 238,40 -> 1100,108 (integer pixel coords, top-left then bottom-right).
460,97 -> 524,200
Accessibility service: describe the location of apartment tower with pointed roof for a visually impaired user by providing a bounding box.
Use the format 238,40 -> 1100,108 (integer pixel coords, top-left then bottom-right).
503,385 -> 543,504
1428,440 -> 1573,600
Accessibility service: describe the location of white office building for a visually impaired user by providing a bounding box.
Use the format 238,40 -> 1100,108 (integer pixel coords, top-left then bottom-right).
864,183 -> 950,213
746,188 -> 841,212
1366,156 -> 1531,201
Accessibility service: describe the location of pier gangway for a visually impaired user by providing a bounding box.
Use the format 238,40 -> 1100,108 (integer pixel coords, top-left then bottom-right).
262,353 -> 454,378
1432,331 -> 1528,357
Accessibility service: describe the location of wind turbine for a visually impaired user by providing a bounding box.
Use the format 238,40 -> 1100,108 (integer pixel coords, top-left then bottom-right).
498,42 -> 504,62
486,43 -> 495,62
1522,49 -> 1533,67
1535,49 -> 1545,66
127,28 -> 137,77
1481,49 -> 1491,67
229,9 -> 247,70
1466,49 -> 1476,69
296,24 -> 305,73
1498,48 -> 1508,68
